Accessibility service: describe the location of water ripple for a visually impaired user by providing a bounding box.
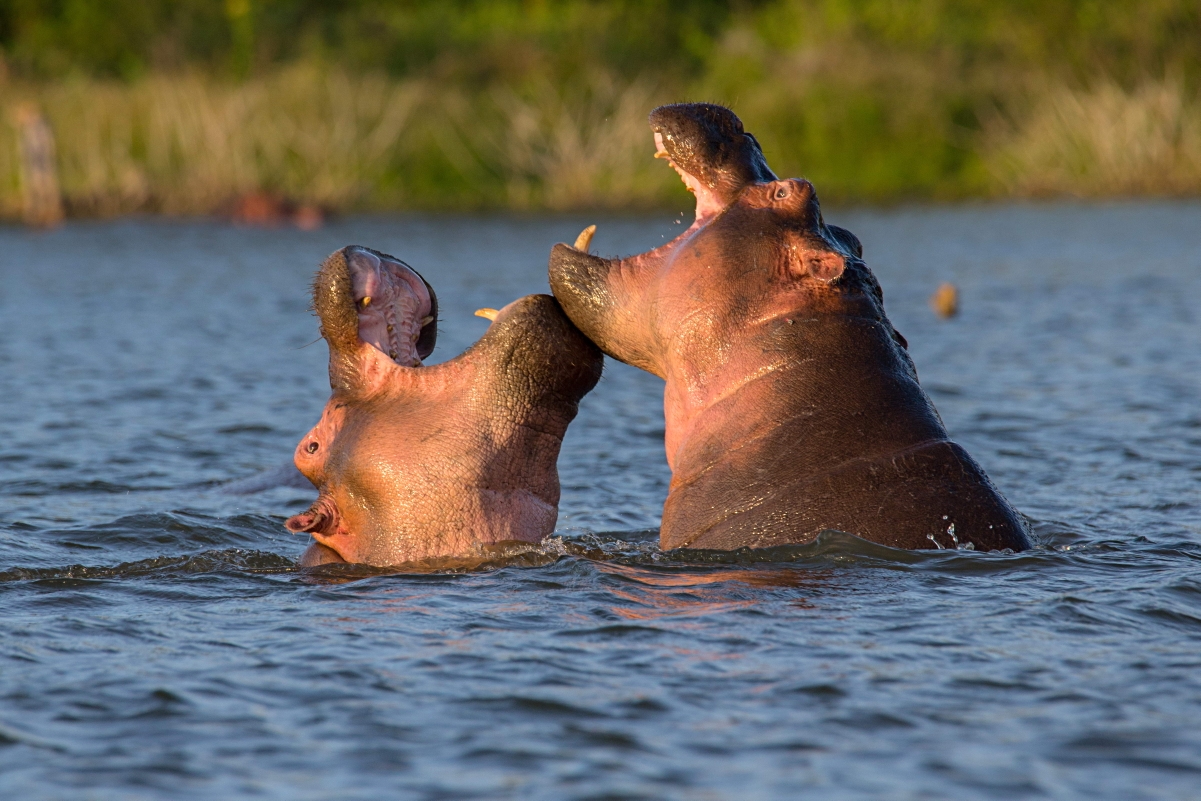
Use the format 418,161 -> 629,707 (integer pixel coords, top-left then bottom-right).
2,209 -> 1200,798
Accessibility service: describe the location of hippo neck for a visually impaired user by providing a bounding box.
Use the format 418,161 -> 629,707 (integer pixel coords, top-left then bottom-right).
366,352 -> 576,436
662,311 -> 948,480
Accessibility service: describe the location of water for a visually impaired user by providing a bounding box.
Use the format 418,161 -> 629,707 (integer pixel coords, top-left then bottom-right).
1,203 -> 1200,799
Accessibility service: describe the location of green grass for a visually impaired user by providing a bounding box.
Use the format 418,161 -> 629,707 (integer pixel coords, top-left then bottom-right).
2,1 -> 1200,217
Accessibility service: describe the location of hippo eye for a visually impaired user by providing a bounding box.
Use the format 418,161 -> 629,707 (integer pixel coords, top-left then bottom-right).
775,186 -> 789,200
306,441 -> 319,454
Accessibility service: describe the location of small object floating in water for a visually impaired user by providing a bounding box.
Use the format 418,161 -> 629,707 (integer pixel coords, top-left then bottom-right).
930,282 -> 959,318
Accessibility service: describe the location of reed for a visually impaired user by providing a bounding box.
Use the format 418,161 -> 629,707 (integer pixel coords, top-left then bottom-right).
0,66 -> 685,217
3,67 -> 1201,219
464,77 -> 676,210
986,79 -> 1201,197
2,67 -> 429,216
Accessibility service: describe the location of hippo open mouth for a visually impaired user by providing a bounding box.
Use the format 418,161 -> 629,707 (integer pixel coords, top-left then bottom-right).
649,102 -> 776,228
654,131 -> 724,223
328,246 -> 438,368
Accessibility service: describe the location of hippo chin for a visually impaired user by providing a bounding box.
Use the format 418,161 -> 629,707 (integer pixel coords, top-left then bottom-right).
549,103 -> 1029,552
287,246 -> 602,567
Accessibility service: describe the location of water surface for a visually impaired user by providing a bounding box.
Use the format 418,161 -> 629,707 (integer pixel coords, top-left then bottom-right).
1,203 -> 1200,799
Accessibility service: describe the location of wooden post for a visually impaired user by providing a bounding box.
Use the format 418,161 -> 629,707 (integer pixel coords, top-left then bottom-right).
12,102 -> 64,227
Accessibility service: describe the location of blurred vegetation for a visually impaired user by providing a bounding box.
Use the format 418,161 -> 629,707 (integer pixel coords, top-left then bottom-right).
1,0 -> 1200,216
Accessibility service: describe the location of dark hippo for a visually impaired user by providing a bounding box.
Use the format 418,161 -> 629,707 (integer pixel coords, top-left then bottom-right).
548,103 -> 1029,552
287,246 -> 602,567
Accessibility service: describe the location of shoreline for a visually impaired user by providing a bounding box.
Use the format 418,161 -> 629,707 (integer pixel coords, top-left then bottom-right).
5,67 -> 1201,226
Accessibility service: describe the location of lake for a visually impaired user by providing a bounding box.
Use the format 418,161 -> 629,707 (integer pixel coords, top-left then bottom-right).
1,202 -> 1199,799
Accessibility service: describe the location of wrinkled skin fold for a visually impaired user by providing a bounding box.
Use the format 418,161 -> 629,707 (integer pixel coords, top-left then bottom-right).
288,246 -> 603,567
549,103 -> 1030,552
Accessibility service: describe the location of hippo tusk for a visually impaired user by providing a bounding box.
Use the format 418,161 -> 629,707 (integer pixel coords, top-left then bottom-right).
420,315 -> 434,326
358,296 -> 371,308
654,151 -> 670,159
573,225 -> 597,253
474,308 -> 498,321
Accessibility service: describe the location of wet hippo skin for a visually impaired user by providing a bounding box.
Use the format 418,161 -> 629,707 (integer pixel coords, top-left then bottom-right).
287,246 -> 602,567
549,103 -> 1029,552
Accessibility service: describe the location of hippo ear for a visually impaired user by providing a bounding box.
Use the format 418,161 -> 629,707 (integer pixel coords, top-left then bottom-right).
795,250 -> 845,283
827,224 -> 862,258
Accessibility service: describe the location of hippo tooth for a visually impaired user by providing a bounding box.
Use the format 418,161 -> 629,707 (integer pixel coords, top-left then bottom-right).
574,225 -> 597,253
359,296 -> 372,308
420,316 -> 434,326
474,308 -> 498,321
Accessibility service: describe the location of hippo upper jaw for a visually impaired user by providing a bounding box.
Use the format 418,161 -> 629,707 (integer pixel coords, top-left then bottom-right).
654,132 -> 727,226
314,246 -> 438,395
649,102 -> 776,225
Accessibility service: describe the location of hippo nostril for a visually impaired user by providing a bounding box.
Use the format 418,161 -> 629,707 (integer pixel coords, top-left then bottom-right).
775,186 -> 789,200
306,441 -> 319,454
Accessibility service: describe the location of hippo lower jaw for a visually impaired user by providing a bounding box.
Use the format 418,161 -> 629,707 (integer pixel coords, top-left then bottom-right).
291,485 -> 561,568
297,542 -> 346,567
648,102 -> 777,225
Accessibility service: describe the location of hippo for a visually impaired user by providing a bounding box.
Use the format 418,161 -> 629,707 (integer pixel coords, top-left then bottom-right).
287,246 -> 603,567
548,103 -> 1029,552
